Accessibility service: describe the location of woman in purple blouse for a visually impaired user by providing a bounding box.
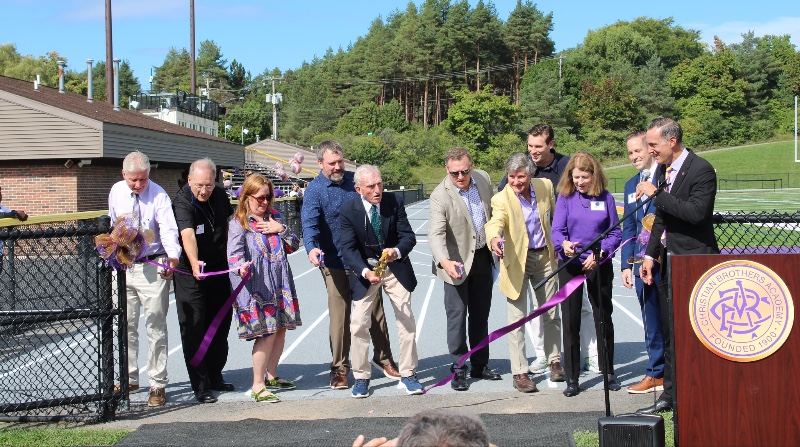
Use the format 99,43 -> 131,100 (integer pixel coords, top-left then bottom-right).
551,151 -> 622,397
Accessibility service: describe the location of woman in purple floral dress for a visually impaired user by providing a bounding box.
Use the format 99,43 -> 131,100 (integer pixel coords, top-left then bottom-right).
228,174 -> 301,403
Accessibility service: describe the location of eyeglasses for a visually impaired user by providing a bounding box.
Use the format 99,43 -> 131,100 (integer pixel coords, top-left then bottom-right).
448,169 -> 471,178
250,194 -> 272,204
192,184 -> 215,191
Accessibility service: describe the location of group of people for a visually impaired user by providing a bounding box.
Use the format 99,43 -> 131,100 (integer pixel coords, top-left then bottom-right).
107,114 -> 716,412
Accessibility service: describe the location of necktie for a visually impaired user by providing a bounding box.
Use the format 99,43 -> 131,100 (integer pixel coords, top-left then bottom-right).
370,205 -> 381,243
133,194 -> 141,227
661,167 -> 674,247
665,167 -> 674,192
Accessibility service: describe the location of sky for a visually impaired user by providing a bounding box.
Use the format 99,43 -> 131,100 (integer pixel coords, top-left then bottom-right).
2,0 -> 799,91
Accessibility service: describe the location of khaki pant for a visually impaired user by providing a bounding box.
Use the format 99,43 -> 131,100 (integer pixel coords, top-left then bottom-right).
125,261 -> 170,387
351,269 -> 418,379
507,248 -> 560,375
322,268 -> 394,374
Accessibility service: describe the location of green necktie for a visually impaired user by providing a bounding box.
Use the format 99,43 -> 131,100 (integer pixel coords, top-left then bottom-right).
370,204 -> 381,243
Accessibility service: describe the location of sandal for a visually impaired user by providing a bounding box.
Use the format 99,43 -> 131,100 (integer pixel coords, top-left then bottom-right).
265,376 -> 296,390
250,387 -> 280,403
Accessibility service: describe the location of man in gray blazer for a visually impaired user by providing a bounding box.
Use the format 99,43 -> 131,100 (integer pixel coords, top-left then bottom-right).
429,147 -> 501,391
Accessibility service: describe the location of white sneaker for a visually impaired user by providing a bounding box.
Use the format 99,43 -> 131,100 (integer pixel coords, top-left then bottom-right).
529,357 -> 548,374
583,356 -> 601,373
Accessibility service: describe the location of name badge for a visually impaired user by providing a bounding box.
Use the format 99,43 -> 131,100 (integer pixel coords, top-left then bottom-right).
627,192 -> 636,204
590,201 -> 605,211
196,224 -> 205,235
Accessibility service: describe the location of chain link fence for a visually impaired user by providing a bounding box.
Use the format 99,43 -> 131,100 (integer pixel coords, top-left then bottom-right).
714,211 -> 800,253
0,216 -> 125,422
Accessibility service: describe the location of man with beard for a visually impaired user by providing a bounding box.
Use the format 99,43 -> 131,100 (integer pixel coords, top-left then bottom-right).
302,141 -> 398,390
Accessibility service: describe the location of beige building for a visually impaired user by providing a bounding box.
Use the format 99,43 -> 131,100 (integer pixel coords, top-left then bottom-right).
0,75 -> 243,215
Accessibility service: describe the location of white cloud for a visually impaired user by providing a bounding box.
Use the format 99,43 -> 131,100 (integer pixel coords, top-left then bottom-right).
693,16 -> 800,47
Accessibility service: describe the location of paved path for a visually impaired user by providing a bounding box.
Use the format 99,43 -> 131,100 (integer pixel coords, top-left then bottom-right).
106,200 -> 662,445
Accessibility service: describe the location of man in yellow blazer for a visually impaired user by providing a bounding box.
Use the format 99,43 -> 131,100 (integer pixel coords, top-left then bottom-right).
429,147 -> 501,391
485,153 -> 564,393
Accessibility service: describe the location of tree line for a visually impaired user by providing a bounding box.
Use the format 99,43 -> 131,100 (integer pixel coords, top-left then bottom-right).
2,0 -> 799,184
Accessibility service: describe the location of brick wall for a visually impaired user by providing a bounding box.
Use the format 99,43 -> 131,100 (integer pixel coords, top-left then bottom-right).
0,161 -> 184,216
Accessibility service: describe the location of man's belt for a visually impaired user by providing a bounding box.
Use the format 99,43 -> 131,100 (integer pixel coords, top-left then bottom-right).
135,253 -> 166,263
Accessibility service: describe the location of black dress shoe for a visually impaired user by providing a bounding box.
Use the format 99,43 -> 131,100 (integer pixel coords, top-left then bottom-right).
210,381 -> 235,392
636,399 -> 672,414
195,391 -> 218,404
470,366 -> 502,381
607,377 -> 621,391
563,380 -> 580,397
451,371 -> 469,391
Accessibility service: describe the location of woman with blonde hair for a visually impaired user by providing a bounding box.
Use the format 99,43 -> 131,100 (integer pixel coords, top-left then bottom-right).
227,173 -> 301,403
551,151 -> 621,397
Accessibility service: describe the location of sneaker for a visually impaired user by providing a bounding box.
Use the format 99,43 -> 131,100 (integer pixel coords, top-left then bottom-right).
529,357 -> 548,374
351,379 -> 370,398
583,356 -> 601,373
397,375 -> 424,395
265,376 -> 296,390
147,387 -> 166,407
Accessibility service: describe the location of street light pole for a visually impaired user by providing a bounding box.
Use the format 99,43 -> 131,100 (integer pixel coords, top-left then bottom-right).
241,128 -> 249,145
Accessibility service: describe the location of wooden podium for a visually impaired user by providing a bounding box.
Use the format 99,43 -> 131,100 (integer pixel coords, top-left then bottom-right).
670,254 -> 800,446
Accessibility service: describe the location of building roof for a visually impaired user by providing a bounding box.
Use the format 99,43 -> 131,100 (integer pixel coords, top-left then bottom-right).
0,74 -> 234,144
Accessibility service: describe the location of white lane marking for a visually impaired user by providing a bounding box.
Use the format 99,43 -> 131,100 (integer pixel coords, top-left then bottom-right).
415,279 -> 436,342
279,310 -> 330,364
414,220 -> 429,233
612,298 -> 643,328
294,266 -> 321,279
0,331 -> 96,379
412,250 -> 432,257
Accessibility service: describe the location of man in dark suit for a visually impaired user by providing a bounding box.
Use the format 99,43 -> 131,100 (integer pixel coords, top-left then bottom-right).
620,131 -> 665,395
339,165 -> 423,398
635,117 -> 720,414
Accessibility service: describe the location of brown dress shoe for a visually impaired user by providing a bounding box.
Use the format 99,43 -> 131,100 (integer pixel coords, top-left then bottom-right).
147,387 -> 166,407
512,373 -> 538,393
372,360 -> 401,378
549,360 -> 565,382
626,376 -> 664,394
113,383 -> 139,394
330,372 -> 349,390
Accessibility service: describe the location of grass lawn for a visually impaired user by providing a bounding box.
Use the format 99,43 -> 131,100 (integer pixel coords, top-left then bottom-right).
0,427 -> 131,447
573,411 -> 674,447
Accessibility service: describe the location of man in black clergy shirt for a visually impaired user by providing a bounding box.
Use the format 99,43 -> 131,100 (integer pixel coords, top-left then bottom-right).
173,158 -> 236,404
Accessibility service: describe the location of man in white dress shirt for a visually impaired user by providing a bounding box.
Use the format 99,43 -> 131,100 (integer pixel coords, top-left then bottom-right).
108,151 -> 181,407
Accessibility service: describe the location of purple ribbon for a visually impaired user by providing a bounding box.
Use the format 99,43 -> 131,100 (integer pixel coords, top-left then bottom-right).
189,270 -> 251,367
142,259 -> 250,367
423,237 -> 635,393
423,274 -> 585,393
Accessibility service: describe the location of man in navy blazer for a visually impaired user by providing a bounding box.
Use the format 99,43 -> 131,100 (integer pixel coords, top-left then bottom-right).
339,165 -> 422,398
620,131 -> 665,395
635,118 -> 719,415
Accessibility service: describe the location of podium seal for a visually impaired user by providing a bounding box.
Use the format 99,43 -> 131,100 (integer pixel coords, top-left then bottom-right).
689,260 -> 794,362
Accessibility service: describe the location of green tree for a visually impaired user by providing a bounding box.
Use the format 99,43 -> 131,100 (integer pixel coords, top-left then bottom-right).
444,87 -> 519,149
153,47 -> 191,93
228,59 -> 250,93
668,48 -> 747,119
503,0 -> 554,103
576,76 -> 638,131
197,40 -> 229,94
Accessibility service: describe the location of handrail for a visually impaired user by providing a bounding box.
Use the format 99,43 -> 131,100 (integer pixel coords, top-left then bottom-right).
0,210 -> 109,228
245,147 -> 319,176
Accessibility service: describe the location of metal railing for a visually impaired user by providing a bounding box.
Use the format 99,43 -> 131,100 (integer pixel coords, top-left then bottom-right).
0,216 -> 125,422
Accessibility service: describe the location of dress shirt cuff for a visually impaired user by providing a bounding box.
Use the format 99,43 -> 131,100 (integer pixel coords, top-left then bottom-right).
644,255 -> 655,261
394,247 -> 402,258
361,268 -> 370,278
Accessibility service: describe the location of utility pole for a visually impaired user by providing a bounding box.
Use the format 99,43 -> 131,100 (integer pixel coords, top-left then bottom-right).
105,0 -> 114,104
190,0 -> 196,94
266,77 -> 283,140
